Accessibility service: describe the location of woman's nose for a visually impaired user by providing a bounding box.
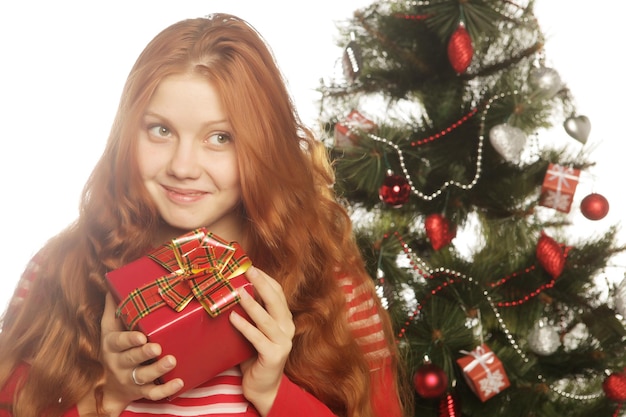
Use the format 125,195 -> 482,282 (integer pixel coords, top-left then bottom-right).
167,139 -> 202,179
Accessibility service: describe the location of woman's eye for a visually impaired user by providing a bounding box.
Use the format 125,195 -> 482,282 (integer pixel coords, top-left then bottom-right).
148,125 -> 172,138
207,133 -> 232,146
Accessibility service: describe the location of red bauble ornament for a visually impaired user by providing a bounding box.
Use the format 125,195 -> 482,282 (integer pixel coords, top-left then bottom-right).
379,173 -> 411,207
448,23 -> 473,73
603,371 -> 626,402
438,392 -> 461,417
414,363 -> 449,399
536,232 -> 565,279
425,213 -> 456,250
580,193 -> 609,220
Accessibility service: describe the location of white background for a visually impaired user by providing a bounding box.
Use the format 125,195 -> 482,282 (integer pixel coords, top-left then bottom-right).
1,1 -> 624,311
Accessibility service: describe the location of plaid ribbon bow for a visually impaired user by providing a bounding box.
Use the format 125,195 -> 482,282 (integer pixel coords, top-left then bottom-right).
116,228 -> 252,330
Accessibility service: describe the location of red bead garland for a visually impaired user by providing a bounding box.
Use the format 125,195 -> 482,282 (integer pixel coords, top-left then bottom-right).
394,13 -> 430,21
411,107 -> 478,146
388,231 -> 573,338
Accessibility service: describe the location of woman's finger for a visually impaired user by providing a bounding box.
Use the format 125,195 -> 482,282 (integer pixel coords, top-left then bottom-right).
131,355 -> 177,387
102,294 -> 146,350
102,293 -> 162,368
243,268 -> 294,339
244,268 -> 292,322
230,267 -> 294,359
140,377 -> 184,402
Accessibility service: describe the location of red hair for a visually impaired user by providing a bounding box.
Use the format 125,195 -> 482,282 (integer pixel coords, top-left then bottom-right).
0,15 -> 405,417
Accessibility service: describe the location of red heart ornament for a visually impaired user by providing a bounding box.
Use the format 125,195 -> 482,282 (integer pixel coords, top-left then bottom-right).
603,371 -> 626,402
425,214 -> 456,251
536,232 -> 565,278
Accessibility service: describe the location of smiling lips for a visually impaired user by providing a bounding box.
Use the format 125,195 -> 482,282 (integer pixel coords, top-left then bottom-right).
163,185 -> 208,203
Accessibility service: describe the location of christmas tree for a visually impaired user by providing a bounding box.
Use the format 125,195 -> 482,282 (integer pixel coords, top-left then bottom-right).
317,1 -> 626,416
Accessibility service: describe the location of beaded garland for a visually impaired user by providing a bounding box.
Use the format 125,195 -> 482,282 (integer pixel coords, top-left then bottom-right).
386,231 -> 602,402
354,91 -> 520,201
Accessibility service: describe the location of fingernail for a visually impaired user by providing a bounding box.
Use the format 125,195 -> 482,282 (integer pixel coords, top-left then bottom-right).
148,344 -> 161,356
134,333 -> 147,345
230,310 -> 241,322
238,287 -> 251,299
163,356 -> 176,369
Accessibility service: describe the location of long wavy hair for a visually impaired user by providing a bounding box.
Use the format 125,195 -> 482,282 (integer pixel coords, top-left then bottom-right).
0,14 -> 407,417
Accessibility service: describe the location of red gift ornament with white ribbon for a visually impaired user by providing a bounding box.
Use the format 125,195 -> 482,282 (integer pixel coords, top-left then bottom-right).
539,163 -> 580,213
334,109 -> 377,147
456,344 -> 510,402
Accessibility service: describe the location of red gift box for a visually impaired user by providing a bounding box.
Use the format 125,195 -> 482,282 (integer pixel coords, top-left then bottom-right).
456,344 -> 510,402
105,228 -> 255,399
539,163 -> 580,213
334,109 -> 376,147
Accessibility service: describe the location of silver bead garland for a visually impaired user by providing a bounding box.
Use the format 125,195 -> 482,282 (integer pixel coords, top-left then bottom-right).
356,91 -> 522,201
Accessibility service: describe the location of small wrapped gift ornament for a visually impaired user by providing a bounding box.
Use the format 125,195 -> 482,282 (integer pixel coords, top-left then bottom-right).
539,163 -> 580,213
106,228 -> 255,399
456,344 -> 510,402
334,109 -> 376,147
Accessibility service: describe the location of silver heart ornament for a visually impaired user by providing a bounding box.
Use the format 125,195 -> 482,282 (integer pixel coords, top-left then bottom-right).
489,123 -> 527,163
563,115 -> 591,144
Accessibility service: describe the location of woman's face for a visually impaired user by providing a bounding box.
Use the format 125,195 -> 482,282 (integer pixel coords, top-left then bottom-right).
137,72 -> 243,242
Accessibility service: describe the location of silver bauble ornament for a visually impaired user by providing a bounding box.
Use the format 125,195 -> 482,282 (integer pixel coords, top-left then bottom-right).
563,115 -> 591,144
529,67 -> 562,98
489,123 -> 527,163
527,319 -> 561,355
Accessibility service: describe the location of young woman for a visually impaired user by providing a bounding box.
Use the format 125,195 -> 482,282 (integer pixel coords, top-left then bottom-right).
0,14 -> 408,417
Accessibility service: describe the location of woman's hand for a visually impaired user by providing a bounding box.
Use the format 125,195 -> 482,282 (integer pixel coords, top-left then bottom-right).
229,266 -> 296,416
89,293 -> 183,415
